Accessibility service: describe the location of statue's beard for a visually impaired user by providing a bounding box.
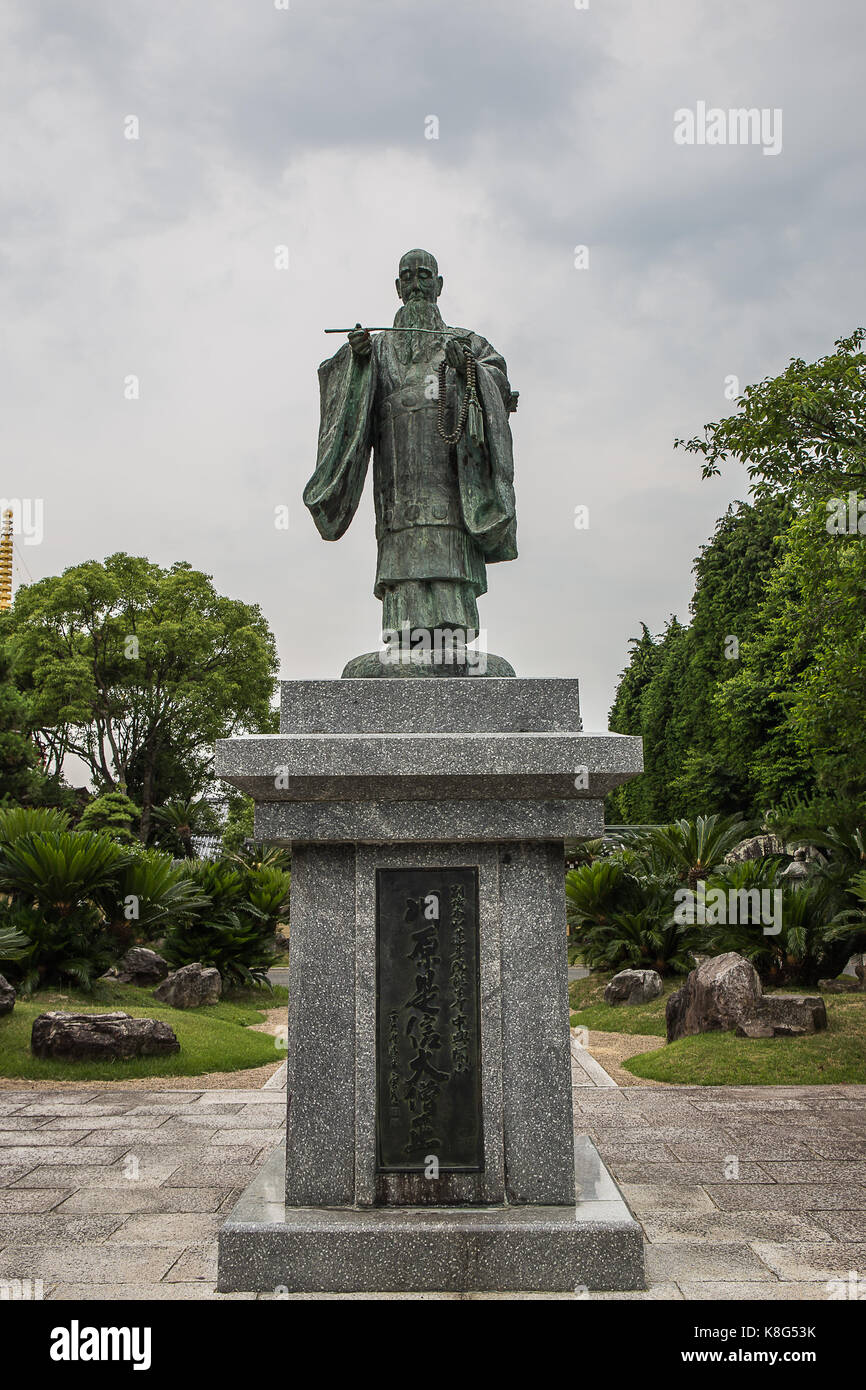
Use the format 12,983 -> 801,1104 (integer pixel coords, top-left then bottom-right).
393,298 -> 446,364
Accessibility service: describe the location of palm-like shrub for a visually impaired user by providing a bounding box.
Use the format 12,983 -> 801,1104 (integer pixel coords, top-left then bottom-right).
0,830 -> 133,906
565,859 -> 640,928
0,806 -> 70,843
581,905 -> 704,976
764,792 -> 865,854
704,859 -> 861,985
0,918 -> 31,962
163,860 -> 280,988
151,800 -> 206,859
0,830 -> 134,992
566,857 -> 696,974
825,871 -> 866,971
625,814 -> 753,889
226,840 -> 292,874
244,863 -> 290,927
92,850 -> 211,952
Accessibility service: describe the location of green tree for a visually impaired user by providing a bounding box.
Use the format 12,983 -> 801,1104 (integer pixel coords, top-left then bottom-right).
221,791 -> 255,855
607,499 -> 795,821
606,624 -> 667,822
5,554 -> 279,844
78,790 -> 141,844
676,328 -> 866,503
0,629 -> 75,811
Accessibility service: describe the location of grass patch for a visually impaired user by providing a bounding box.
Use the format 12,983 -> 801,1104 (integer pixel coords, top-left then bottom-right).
0,980 -> 289,1081
622,995 -> 866,1086
569,970 -> 686,1037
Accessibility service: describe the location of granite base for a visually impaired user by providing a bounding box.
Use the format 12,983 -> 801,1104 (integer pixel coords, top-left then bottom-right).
217,1136 -> 646,1294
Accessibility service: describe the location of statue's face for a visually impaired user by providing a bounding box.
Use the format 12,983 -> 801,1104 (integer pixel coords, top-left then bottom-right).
396,253 -> 442,305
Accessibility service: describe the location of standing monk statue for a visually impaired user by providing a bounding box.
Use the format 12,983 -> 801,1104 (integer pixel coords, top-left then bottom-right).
303,248 -> 519,676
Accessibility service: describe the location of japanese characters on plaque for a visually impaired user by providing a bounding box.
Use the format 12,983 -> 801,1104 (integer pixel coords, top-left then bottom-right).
376,867 -> 482,1172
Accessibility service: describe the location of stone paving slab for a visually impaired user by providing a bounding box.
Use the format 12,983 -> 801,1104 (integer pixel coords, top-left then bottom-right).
647,1242 -> 777,1283
807,1211 -> 866,1240
0,1244 -> 186,1284
56,1187 -> 234,1215
47,1283 -> 256,1300
638,1210 -> 839,1244
1,1082 -> 865,1299
677,1281 -> 836,1301
752,1241 -> 866,1282
0,1188 -> 73,1213
0,1214 -> 126,1243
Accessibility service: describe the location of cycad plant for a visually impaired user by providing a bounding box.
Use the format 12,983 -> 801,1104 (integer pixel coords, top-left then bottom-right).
0,830 -> 134,992
566,856 -> 695,974
164,859 -> 280,988
226,840 -> 292,874
589,905 -> 704,976
625,814 -> 753,889
92,850 -> 211,952
0,918 -> 31,963
705,858 -> 859,985
0,806 -> 70,844
151,800 -> 206,859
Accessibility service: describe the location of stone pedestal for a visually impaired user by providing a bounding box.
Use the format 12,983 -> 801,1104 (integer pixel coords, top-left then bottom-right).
215,677 -> 645,1293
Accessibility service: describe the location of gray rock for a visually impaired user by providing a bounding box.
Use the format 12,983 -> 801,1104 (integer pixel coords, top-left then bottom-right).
818,977 -> 863,995
0,974 -> 15,1017
724,835 -> 786,864
604,968 -> 663,1006
153,962 -> 221,1008
31,1011 -> 179,1060
735,1020 -> 776,1039
666,953 -> 762,1041
760,994 -> 827,1035
667,952 -> 827,1041
112,947 -> 169,986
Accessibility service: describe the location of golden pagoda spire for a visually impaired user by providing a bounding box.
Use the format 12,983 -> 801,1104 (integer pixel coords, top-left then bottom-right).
0,509 -> 14,611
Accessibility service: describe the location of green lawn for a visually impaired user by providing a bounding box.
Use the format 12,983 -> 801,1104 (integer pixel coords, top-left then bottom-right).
569,969 -> 682,1036
623,995 -> 866,1085
568,967 -> 866,1085
0,980 -> 289,1081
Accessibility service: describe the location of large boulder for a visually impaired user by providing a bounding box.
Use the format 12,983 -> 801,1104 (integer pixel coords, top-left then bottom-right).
0,974 -> 15,1017
666,953 -> 762,1041
111,947 -> 169,986
666,952 -> 827,1041
604,968 -> 663,1006
153,962 -> 221,1009
31,1011 -> 179,1060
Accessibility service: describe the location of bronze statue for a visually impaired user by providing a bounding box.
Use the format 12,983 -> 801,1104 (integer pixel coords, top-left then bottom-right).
304,249 -> 518,675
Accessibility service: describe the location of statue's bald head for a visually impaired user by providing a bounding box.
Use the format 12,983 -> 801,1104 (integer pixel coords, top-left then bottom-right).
396,248 -> 443,305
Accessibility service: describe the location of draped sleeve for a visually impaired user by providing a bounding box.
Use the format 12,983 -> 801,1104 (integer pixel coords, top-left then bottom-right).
453,332 -> 518,562
303,342 -> 376,541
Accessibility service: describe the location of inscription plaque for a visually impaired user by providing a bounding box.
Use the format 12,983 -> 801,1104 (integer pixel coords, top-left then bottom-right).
376,866 -> 483,1172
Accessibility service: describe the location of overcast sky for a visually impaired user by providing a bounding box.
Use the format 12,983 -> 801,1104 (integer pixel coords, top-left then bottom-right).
2,0 -> 864,730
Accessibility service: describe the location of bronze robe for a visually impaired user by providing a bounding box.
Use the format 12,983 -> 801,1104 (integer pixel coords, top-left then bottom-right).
303,325 -> 517,633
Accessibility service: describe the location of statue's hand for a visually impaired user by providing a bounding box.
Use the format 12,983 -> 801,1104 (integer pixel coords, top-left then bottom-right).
348,323 -> 372,359
444,336 -> 470,373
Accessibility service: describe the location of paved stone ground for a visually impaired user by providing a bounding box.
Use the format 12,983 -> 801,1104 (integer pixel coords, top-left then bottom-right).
1,1077 -> 865,1300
